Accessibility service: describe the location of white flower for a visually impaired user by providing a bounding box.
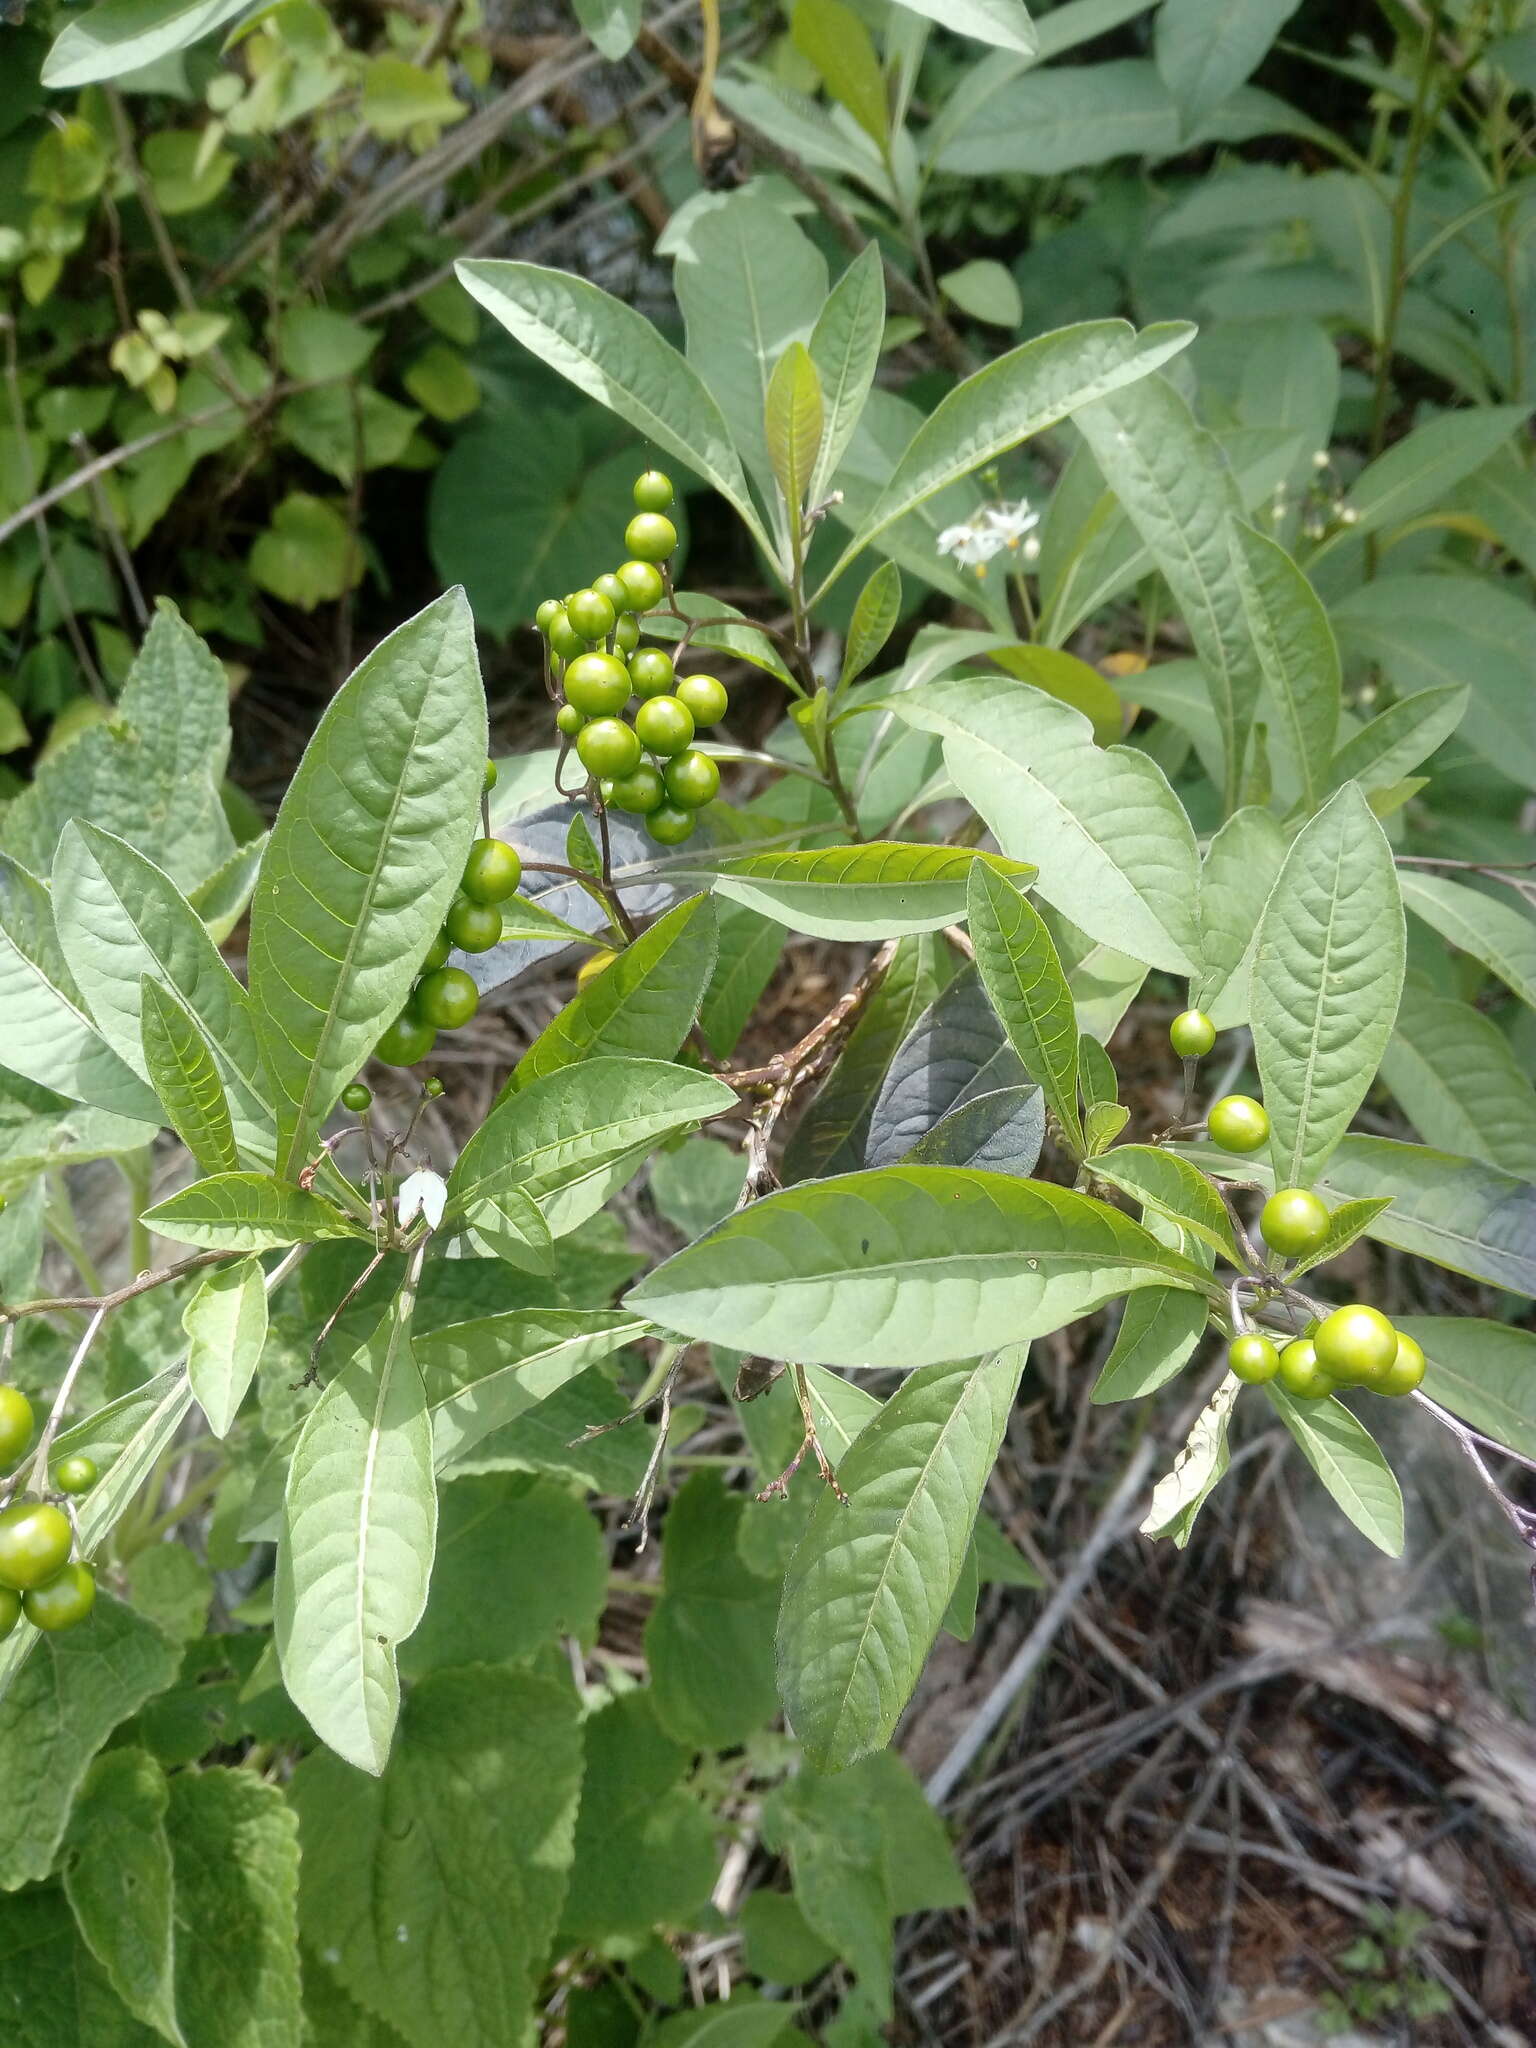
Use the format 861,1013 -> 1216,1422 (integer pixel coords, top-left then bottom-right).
397,1169 -> 447,1231
937,520 -> 1005,573
984,500 -> 1040,547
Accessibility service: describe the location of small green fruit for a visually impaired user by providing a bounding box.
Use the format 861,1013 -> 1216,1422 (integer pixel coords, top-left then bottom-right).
1380,1331 -> 1426,1397
341,1082 -> 372,1113
1228,1334 -> 1280,1385
634,695 -> 694,757
1277,1339 -> 1336,1400
663,749 -> 720,809
483,759 -> 498,792
614,614 -> 640,654
422,929 -> 452,974
0,1502 -> 74,1591
593,573 -> 629,610
556,703 -> 586,737
376,1012 -> 437,1066
609,764 -> 665,815
446,898 -> 503,953
624,513 -> 676,563
414,968 -> 478,1031
534,598 -> 562,634
633,469 -> 674,512
1207,1095 -> 1269,1154
52,1455 -> 97,1496
0,1386 -> 34,1469
564,652 -> 632,718
1169,1009 -> 1216,1058
548,612 -> 586,663
1260,1188 -> 1330,1260
616,560 -> 665,611
645,803 -> 696,845
577,718 -> 643,780
628,647 -> 675,699
24,1562 -> 95,1632
1314,1304 -> 1398,1385
566,588 -> 617,641
676,673 -> 727,727
460,839 -> 522,904
0,1587 -> 18,1642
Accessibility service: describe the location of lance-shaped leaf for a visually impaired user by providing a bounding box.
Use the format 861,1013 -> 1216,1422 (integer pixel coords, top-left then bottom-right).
1092,1288 -> 1208,1403
42,0 -> 253,89
187,833 -> 267,945
1250,783 -> 1404,1189
145,1172 -> 368,1251
1398,1316 -> 1536,1462
456,259 -> 771,556
711,843 -> 1036,941
248,590 -> 486,1182
1399,870 -> 1536,1013
1093,1145 -> 1241,1264
183,1256 -> 268,1439
966,860 -> 1083,1153
1380,980 -> 1536,1180
902,1085 -> 1045,1176
1230,520 -> 1339,814
1194,806 -> 1286,1026
1326,684 -> 1468,797
809,243 -> 884,506
627,1165 -> 1211,1370
779,1347 -> 1025,1770
841,560 -> 902,690
890,674 -> 1201,971
419,1309 -> 649,1469
865,967 -> 1029,1170
765,341 -> 824,528
274,1277 -> 438,1775
821,318 -> 1194,592
140,980 -> 239,1177
1142,1374 -> 1238,1545
1266,1385 -> 1404,1556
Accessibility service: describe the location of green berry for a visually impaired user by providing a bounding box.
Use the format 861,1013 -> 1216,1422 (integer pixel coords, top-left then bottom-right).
425,1076 -> 445,1099
1380,1331 -> 1426,1397
625,513 -> 676,563
341,1082 -> 372,1113
556,703 -> 586,737
633,469 -> 674,512
564,652 -> 632,718
1260,1187 -> 1330,1261
415,967 -> 479,1031
577,718 -> 642,779
0,1386 -> 34,1469
0,1587 -> 18,1643
635,694 -> 694,756
614,614 -> 640,654
535,598 -> 562,634
609,763 -> 665,815
1313,1304 -> 1398,1385
566,588 -> 617,642
676,673 -> 727,727
1228,1334 -> 1280,1384
663,749 -> 720,809
422,929 -> 453,974
52,1455 -> 97,1496
616,560 -> 665,611
376,1012 -> 437,1066
646,803 -> 697,845
483,759 -> 498,792
0,1502 -> 74,1591
548,611 -> 587,663
628,647 -> 675,698
446,898 -> 503,953
593,573 -> 629,610
1277,1338 -> 1336,1400
1208,1095 -> 1269,1154
1169,1009 -> 1216,1058
461,838 -> 522,903
24,1562 -> 95,1632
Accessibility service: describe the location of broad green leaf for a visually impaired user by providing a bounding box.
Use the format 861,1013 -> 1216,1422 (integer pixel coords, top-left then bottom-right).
1092,1145 -> 1241,1263
1155,0 -> 1298,132
273,1280 -> 437,1775
646,1472 -> 779,1749
448,1057 -> 737,1238
514,894 -> 717,1086
1379,981 -> 1536,1179
458,259 -> 771,557
1399,1316 -> 1536,1461
890,674 -> 1201,971
0,851 -> 163,1124
44,0 -> 252,87
794,0 -> 890,143
145,1173 -> 366,1251
966,861 -> 1083,1152
0,1595 -> 179,1886
141,981 -> 239,1176
573,0 -> 639,61
0,1888 -> 161,2045
1399,870 -> 1536,1012
1328,684 -> 1467,798
183,1255 -> 268,1438
902,1085 -> 1045,1175
1250,783 -> 1404,1188
249,591 -> 486,1181
700,901 -> 786,1056
941,258 -> 1023,327
1141,1375 -> 1237,1544
1074,374 -> 1255,812
628,1166 -> 1210,1369
988,644 -> 1121,746
841,560 -> 903,690
864,966 -> 1030,1170
822,318 -> 1194,592
1092,1287 -> 1207,1402
1453,436 -> 1536,580
163,1768 -> 301,2048
779,1347 -> 1024,1770
1194,805 -> 1286,1026
62,1749 -> 184,2047
1230,521 -> 1338,813
765,342 -> 825,529
808,244 -> 884,507
1314,403 -> 1531,557
895,0 -> 1037,55
712,843 -> 1036,941
418,1309 -> 647,1469
188,835 -> 267,947
291,1668 -> 582,2048
1265,1386 -> 1404,1555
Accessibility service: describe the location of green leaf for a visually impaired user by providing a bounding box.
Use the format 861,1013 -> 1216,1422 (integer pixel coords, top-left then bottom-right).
1073,374 -> 1256,812
418,1308 -> 647,1470
823,318 -> 1192,591
279,386 -> 421,488
1265,1386 -> 1404,1555
1327,684 -> 1468,798
903,1084 -> 1046,1174
187,834 -> 268,946
43,0 -> 251,88
1314,403 -> 1531,557
895,0 -> 1036,55
841,560 -> 902,690
0,1888 -> 161,2046
291,1667 -> 582,2048
1155,0 -> 1299,133
360,55 -> 465,138
646,1472 -> 780,1749
966,861 -> 1083,1152
457,259 -> 771,556
0,1594 -> 179,1887
449,1056 -> 736,1239
1142,1375 -> 1237,1545
1399,870 -> 1536,1013
793,0 -> 889,145
988,644 -> 1122,746
1379,980 -> 1536,1179
248,590 -> 486,1180
183,1255 -> 268,1438
865,965 -> 1028,1169
808,244 -> 884,508
1092,1287 -> 1207,1403
1287,1194 -> 1396,1279
144,1173 -> 366,1251
628,1166 -> 1209,1369
1398,1316 -> 1536,1461
890,673 -> 1201,971
140,980 -> 239,1176
1194,805 -> 1287,1026
275,308 -> 378,383
163,1768 -> 301,2048
61,1749 -> 184,2047
940,259 -> 1023,328
1092,1145 -> 1241,1263
779,1347 -> 1024,1770
764,342 -> 825,527
1229,521 -> 1338,813
574,0 -> 640,59
711,843 -> 1035,941
643,592 -> 797,690
248,494 -> 363,612
515,894 -> 718,1086
273,1278 -> 437,1775
1250,783 -> 1404,1188
700,901 -> 787,1056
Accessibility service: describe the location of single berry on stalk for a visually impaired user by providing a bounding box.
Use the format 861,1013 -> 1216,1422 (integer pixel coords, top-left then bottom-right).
663,749 -> 720,809
1207,1095 -> 1269,1153
635,695 -> 694,757
676,674 -> 727,727
1169,1009 -> 1216,1058
1380,1331 -> 1426,1397
556,704 -> 586,737
609,764 -> 665,815
567,588 -> 617,642
1259,1187 -> 1330,1260
1277,1338 -> 1335,1400
483,759 -> 498,792
1313,1303 -> 1398,1385
376,1012 -> 437,1067
415,968 -> 479,1031
614,614 -> 640,654
646,803 -> 696,845
628,647 -> 675,698
593,572 -> 629,611
577,718 -> 643,780
563,652 -> 632,718
633,469 -> 675,512
24,1562 -> 95,1632
0,1501 -> 74,1590
616,560 -> 665,611
1228,1334 -> 1280,1384
341,1082 -> 372,1113
625,513 -> 677,563
52,1455 -> 97,1496
446,898 -> 503,953
460,838 -> 522,903
534,598 -> 562,634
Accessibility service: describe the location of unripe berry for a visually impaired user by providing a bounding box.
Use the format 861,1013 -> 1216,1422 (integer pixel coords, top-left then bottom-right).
1314,1304 -> 1398,1385
625,513 -> 676,562
663,749 -> 720,809
1169,1009 -> 1216,1058
609,763 -> 665,814
1228,1334 -> 1280,1384
1260,1187 -> 1330,1260
566,588 -> 617,642
414,967 -> 478,1031
635,694 -> 694,757
577,718 -> 643,779
1380,1331 -> 1426,1397
1208,1094 -> 1269,1153
628,647 -> 675,699
446,898 -> 503,953
676,673 -> 727,727
1277,1338 -> 1336,1400
646,802 -> 696,845
376,1012 -> 437,1066
548,612 -> 586,663
460,839 -> 521,903
556,703 -> 586,737
616,560 -> 665,611
633,469 -> 675,512
52,1455 -> 97,1496
341,1082 -> 372,1113
564,652 -> 632,718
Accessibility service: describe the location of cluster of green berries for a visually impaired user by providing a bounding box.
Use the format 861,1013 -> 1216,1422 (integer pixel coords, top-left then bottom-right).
0,1388 -> 98,1638
540,471 -> 726,848
1229,1306 -> 1426,1403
